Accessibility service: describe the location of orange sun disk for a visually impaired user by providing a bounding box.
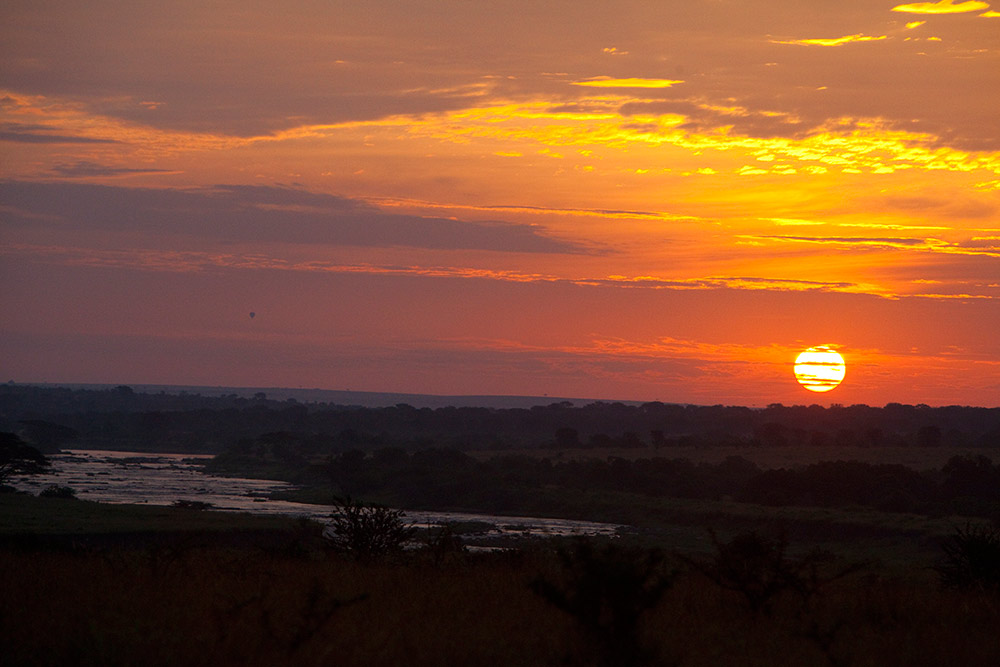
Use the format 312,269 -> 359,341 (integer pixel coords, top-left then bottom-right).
794,346 -> 846,393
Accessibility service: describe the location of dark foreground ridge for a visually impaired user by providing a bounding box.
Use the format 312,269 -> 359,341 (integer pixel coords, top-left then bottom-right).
3,493 -> 1000,667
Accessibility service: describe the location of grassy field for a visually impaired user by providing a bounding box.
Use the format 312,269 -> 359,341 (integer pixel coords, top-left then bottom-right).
4,492 -> 999,665
0,493 -> 310,537
7,549 -> 993,667
0,493 -> 325,559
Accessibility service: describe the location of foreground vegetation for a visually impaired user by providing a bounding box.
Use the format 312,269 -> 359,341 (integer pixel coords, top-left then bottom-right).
3,494 -> 1000,667
4,385 -> 1000,664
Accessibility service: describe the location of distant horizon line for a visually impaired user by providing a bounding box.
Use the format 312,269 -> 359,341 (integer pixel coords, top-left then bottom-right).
7,381 -> 996,411
9,381 -> 646,410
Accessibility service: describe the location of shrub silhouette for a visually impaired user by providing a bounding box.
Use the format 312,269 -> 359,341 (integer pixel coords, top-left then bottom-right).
39,485 -> 76,499
325,496 -> 414,562
172,499 -> 213,510
530,539 -> 674,667
421,523 -> 467,566
934,522 -> 1000,592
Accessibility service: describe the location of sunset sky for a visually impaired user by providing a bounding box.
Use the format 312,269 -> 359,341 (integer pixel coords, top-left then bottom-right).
2,1 -> 998,406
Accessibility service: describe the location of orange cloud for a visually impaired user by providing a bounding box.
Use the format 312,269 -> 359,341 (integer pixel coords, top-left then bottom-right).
891,1 -> 990,14
10,241 -> 990,301
391,99 -> 1000,176
740,234 -> 1000,259
0,89 -> 252,155
571,77 -> 684,89
369,196 -> 699,223
771,34 -> 888,46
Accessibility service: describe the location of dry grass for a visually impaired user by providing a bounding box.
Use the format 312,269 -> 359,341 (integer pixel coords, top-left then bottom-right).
4,490 -> 999,666
1,547 -> 570,667
3,543 -> 999,667
652,573 -> 1000,667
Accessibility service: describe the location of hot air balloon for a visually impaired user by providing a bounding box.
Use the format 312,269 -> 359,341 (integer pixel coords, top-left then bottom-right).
249,312 -> 256,319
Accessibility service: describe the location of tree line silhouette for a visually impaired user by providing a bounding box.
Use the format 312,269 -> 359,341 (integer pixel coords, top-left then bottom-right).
204,437 -> 1000,520
3,384 -> 998,454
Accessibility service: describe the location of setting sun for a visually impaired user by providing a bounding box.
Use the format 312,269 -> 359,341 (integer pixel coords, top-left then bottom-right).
1,1 -> 997,406
3,3 -> 1000,663
794,346 -> 846,393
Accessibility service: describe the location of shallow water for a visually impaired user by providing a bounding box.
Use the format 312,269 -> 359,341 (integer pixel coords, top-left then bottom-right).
10,450 -> 620,540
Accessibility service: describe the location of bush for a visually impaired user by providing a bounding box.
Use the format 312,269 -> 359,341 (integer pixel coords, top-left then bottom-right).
172,499 -> 213,510
934,522 -> 1000,592
325,496 -> 415,562
420,524 -> 468,566
39,485 -> 76,499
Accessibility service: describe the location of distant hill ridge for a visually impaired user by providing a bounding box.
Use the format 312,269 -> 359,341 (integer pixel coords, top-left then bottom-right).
13,383 -> 645,410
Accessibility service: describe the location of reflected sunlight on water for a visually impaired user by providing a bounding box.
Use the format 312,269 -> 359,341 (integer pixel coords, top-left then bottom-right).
10,450 -> 621,541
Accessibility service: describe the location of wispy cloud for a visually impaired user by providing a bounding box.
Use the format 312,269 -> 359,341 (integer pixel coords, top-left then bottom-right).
571,77 -> 684,89
0,123 -> 119,144
770,34 -> 888,47
404,99 -> 1000,174
835,222 -> 952,231
0,181 -> 586,254
746,234 -> 926,246
761,218 -> 826,226
368,196 -> 701,223
743,234 -> 1000,258
891,1 -> 990,14
50,161 -> 179,177
0,242 -> 925,300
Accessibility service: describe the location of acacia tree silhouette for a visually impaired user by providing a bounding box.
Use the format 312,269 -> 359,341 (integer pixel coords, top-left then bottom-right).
682,530 -> 865,615
934,522 -> 1000,592
325,496 -> 414,562
530,539 -> 674,667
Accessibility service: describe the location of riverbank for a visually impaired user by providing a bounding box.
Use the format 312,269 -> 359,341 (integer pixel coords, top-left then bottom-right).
5,449 -> 983,568
0,492 -> 327,554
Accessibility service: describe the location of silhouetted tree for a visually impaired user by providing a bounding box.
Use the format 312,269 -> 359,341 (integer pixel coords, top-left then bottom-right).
650,430 -> 666,449
0,433 -> 50,485
620,431 -> 644,449
934,522 -> 1000,592
325,496 -> 414,562
942,455 -> 1000,501
421,524 -> 467,566
531,539 -> 674,667
682,530 -> 864,614
555,427 -> 580,448
39,485 -> 77,499
16,420 -> 78,453
917,424 -> 942,447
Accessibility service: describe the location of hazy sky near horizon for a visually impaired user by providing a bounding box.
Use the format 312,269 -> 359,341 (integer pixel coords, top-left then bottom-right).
2,0 -> 998,406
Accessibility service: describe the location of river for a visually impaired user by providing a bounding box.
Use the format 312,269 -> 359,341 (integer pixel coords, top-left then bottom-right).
9,450 -> 622,541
